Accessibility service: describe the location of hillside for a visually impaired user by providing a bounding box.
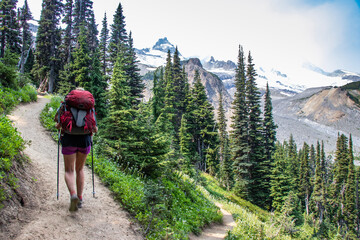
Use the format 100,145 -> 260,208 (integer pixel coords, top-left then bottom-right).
273,86 -> 360,153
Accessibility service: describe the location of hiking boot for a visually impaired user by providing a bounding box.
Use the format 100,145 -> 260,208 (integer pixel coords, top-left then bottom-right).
69,195 -> 79,212
77,200 -> 83,209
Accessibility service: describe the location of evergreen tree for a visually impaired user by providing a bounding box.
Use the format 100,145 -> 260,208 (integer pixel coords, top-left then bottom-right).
356,165 -> 360,236
32,0 -> 63,93
99,12 -> 109,76
164,50 -> 172,87
0,0 -> 21,58
101,50 -> 168,177
179,114 -> 192,171
151,67 -> 165,121
344,135 -> 356,238
24,47 -> 34,79
309,144 -> 316,179
230,45 -> 250,198
245,51 -> 265,206
61,0 -> 74,65
299,142 -> 311,215
19,0 -> 33,74
263,82 -> 277,159
126,32 -> 144,107
88,47 -> 107,119
71,25 -> 91,89
100,46 -> 131,156
172,47 -> 186,114
108,3 -> 127,70
218,91 -> 231,189
329,134 -> 349,228
311,141 -> 326,224
73,0 -> 98,53
270,141 -> 293,211
287,134 -> 299,193
262,82 -> 277,208
186,70 -> 218,173
162,50 -> 176,138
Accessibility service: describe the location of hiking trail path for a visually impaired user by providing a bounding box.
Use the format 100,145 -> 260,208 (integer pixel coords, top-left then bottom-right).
4,96 -> 235,240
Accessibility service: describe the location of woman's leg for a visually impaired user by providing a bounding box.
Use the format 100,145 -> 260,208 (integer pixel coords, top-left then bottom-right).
75,151 -> 88,199
63,153 -> 77,196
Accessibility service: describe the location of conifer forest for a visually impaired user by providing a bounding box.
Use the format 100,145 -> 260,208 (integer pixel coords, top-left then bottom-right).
1,0 -> 360,239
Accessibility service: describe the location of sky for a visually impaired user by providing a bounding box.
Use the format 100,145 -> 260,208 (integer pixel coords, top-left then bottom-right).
18,0 -> 360,74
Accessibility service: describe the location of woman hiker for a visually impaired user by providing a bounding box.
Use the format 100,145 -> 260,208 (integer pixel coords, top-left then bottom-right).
55,88 -> 98,211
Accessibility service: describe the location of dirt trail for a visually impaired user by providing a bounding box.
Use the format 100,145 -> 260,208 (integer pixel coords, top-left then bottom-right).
6,96 -> 143,240
189,203 -> 235,240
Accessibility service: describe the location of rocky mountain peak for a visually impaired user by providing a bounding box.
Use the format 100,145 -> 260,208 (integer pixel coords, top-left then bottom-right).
152,37 -> 176,54
202,57 -> 236,71
186,58 -> 203,68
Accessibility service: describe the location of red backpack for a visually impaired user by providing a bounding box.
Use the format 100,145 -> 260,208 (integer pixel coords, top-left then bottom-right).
57,90 -> 97,135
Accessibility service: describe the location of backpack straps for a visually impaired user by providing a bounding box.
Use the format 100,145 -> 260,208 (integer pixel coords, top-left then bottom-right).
90,108 -> 97,126
56,102 -> 65,123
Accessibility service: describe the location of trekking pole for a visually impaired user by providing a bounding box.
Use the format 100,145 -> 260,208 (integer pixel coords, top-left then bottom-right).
91,137 -> 95,198
57,130 -> 60,200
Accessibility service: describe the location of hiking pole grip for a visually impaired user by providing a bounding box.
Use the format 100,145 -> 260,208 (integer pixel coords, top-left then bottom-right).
91,138 -> 95,198
57,131 -> 60,200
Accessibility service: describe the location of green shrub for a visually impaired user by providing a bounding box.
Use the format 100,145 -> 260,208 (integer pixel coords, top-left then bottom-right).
39,95 -> 62,140
0,85 -> 38,114
0,59 -> 17,89
0,116 -> 26,208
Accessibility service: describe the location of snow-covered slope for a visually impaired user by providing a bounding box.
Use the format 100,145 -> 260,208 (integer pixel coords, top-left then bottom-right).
201,57 -> 359,97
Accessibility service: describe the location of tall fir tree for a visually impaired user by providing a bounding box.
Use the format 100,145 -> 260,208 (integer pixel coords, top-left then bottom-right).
126,32 -> 144,107
287,134 -> 299,193
108,3 -> 127,71
151,67 -> 165,121
61,0 -> 74,65
262,82 -> 277,208
73,0 -> 98,53
99,12 -> 109,76
100,48 -> 168,177
344,135 -> 357,238
172,47 -> 186,115
71,25 -> 91,89
186,70 -> 218,174
329,134 -> 349,228
0,0 -> 21,58
270,141 -> 293,211
162,50 -> 177,138
311,141 -> 326,224
230,45 -> 250,198
100,45 -> 131,157
19,0 -> 33,74
32,0 -> 63,93
299,142 -> 312,215
245,51 -> 265,206
179,114 -> 192,171
88,47 -> 107,119
218,91 -> 231,189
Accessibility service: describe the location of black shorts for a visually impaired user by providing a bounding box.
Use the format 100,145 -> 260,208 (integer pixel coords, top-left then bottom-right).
60,133 -> 92,148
